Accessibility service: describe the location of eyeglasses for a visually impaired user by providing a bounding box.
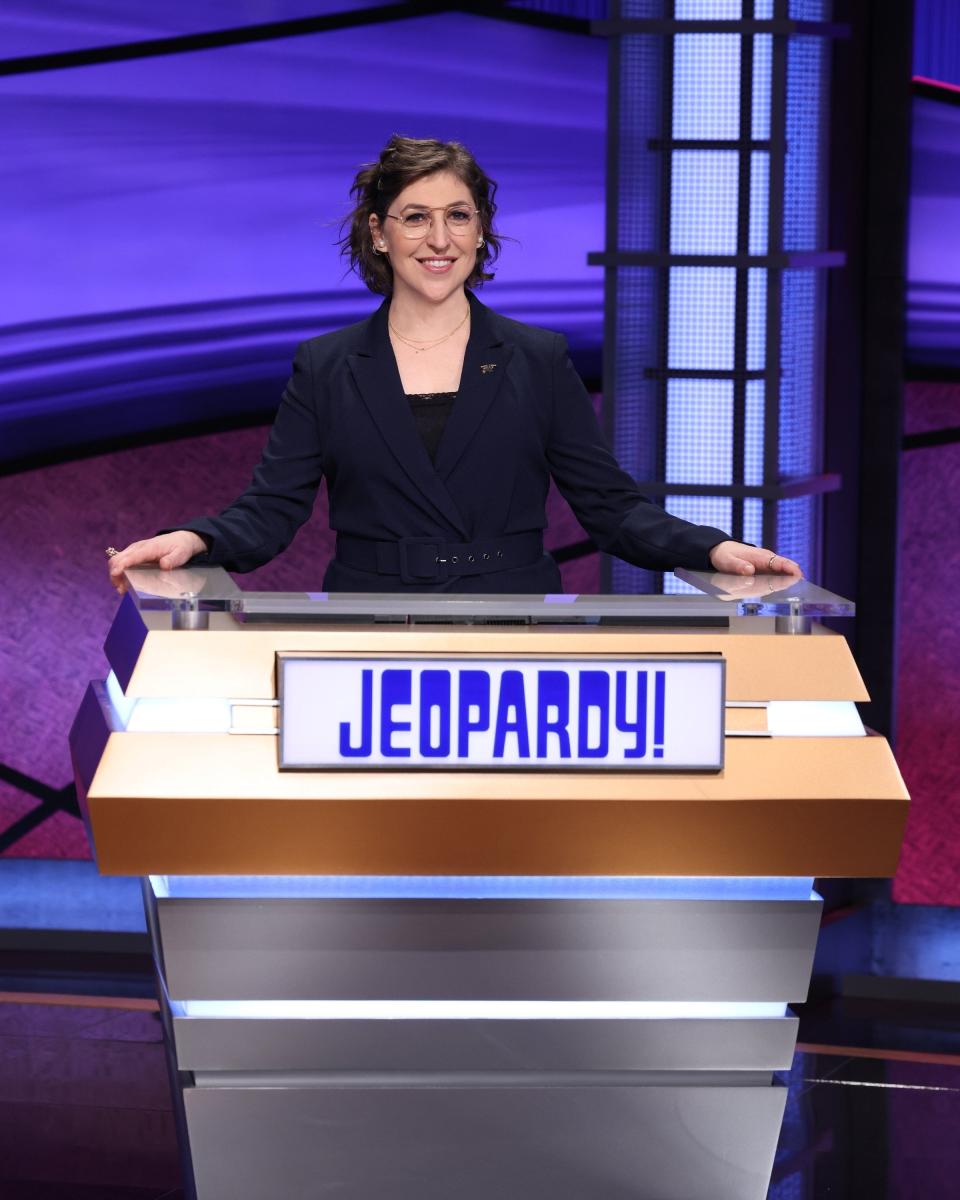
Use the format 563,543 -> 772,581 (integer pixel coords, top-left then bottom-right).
384,204 -> 480,240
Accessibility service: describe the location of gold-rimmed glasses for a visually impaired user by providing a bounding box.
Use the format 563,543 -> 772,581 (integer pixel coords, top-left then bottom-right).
384,204 -> 480,240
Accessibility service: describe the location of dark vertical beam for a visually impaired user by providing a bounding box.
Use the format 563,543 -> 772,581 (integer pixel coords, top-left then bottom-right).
600,0 -> 622,593
654,2 -> 676,592
823,0 -> 913,740
762,0 -> 788,552
856,0 -> 913,741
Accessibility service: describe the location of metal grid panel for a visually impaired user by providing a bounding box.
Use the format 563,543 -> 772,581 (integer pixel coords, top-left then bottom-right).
668,268 -> 737,369
603,1 -> 834,591
617,34 -> 663,253
743,496 -> 764,547
622,1 -> 666,16
744,379 -> 765,486
665,379 -> 734,485
609,17 -> 663,595
788,0 -> 829,18
778,26 -> 829,571
672,34 -> 742,140
747,268 -> 767,368
784,36 -> 827,252
749,151 -> 769,255
779,270 -> 819,478
671,151 -> 740,254
611,263 -> 660,595
752,33 -> 772,139
676,0 -> 742,17
775,495 -> 818,567
613,268 -> 660,482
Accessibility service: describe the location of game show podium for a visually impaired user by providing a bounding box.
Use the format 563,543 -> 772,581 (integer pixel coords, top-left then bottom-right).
70,569 -> 907,1200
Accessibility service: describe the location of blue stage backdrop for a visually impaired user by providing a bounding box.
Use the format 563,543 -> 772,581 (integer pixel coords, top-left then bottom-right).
907,82 -> 960,369
0,5 -> 605,465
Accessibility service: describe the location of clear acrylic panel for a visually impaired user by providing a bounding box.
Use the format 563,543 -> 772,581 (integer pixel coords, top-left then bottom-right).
122,566 -> 854,622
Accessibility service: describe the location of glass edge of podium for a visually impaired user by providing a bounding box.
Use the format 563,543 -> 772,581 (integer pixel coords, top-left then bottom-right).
121,565 -> 854,623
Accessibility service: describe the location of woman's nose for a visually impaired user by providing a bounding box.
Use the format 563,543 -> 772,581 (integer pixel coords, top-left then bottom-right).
425,214 -> 451,250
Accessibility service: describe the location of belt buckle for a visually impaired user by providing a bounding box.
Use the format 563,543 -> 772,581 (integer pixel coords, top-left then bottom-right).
397,537 -> 447,585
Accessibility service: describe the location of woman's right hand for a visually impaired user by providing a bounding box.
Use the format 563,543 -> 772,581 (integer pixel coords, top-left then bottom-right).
108,531 -> 209,594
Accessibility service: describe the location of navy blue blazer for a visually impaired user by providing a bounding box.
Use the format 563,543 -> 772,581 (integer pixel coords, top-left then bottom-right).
179,291 -> 729,593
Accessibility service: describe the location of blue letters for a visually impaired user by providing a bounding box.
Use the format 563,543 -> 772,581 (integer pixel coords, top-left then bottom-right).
536,671 -> 571,758
577,670 -> 610,758
493,670 -> 530,758
653,669 -> 665,758
458,670 -> 491,757
338,664 -> 665,764
339,668 -> 373,758
419,670 -> 451,757
615,669 -> 648,759
380,669 -> 412,757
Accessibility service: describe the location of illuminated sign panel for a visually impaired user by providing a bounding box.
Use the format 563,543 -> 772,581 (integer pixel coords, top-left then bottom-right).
278,656 -> 724,771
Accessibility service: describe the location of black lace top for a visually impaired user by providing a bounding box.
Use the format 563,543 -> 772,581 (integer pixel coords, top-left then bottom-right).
407,392 -> 457,464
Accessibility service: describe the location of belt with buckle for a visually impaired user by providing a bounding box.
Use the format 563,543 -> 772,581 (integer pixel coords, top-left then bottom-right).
335,532 -> 544,585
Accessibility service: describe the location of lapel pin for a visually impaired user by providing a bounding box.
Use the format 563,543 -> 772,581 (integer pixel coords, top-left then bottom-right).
480,363 -> 497,374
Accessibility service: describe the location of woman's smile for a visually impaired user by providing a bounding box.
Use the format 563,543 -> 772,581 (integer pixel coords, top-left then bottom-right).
417,256 -> 457,273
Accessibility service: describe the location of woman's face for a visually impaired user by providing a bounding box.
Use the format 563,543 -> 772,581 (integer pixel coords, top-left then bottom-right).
370,170 -> 481,306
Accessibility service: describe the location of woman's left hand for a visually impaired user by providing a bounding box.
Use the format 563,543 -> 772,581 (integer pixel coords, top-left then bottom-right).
708,540 -> 803,577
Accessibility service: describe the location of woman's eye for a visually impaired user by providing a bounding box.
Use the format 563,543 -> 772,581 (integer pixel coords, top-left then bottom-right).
404,212 -> 428,225
448,210 -> 472,224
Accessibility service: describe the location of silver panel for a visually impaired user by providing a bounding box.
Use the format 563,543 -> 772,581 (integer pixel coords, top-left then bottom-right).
158,897 -> 822,1001
194,1069 -> 775,1087
172,1013 -> 799,1072
185,1081 -> 787,1200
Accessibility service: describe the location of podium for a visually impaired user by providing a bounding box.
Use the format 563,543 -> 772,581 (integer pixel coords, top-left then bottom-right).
70,569 -> 907,1200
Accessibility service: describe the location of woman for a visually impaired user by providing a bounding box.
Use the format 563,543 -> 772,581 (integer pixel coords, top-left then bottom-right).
108,136 -> 800,593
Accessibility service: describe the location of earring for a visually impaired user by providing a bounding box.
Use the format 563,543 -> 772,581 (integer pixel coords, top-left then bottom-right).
373,241 -> 388,255
477,236 -> 485,248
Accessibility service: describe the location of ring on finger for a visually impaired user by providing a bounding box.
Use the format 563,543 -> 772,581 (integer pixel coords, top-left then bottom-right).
105,547 -> 120,559
767,553 -> 778,571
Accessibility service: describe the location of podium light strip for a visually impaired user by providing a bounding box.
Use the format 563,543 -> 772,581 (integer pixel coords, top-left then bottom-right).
173,999 -> 790,1021
766,700 -> 865,737
151,875 -> 815,901
109,674 -> 865,739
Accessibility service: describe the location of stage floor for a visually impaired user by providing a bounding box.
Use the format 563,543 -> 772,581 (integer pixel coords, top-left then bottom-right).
0,965 -> 958,1199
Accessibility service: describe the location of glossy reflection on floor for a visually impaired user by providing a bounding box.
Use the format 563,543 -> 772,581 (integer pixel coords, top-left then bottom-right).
770,1047 -> 960,1199
1,993 -> 959,1199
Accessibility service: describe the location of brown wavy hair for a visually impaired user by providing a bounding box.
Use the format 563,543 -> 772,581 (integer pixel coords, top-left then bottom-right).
340,135 -> 501,295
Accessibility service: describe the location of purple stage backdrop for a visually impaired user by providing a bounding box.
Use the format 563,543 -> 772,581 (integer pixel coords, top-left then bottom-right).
893,380 -> 960,906
0,9 -> 606,465
908,83 -> 960,369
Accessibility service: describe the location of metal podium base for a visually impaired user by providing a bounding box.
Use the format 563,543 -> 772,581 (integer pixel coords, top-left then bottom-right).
184,1079 -> 787,1200
142,879 -> 820,1200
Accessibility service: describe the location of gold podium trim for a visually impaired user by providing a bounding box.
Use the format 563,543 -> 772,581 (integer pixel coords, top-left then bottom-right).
86,733 -> 907,877
116,616 -> 868,702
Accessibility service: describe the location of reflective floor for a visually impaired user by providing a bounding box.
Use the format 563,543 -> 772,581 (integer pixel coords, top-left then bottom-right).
1,977 -> 959,1199
770,1047 -> 960,1198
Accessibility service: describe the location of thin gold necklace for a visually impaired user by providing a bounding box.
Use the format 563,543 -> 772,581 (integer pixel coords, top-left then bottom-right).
389,307 -> 470,354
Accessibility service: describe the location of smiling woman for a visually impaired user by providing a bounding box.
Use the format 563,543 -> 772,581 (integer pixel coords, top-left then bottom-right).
107,134 -> 802,594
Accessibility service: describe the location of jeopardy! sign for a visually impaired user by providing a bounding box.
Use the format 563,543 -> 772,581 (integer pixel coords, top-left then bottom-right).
278,656 -> 725,771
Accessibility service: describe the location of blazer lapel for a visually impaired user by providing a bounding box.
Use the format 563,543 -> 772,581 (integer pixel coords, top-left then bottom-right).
346,299 -> 469,537
434,293 -> 514,481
